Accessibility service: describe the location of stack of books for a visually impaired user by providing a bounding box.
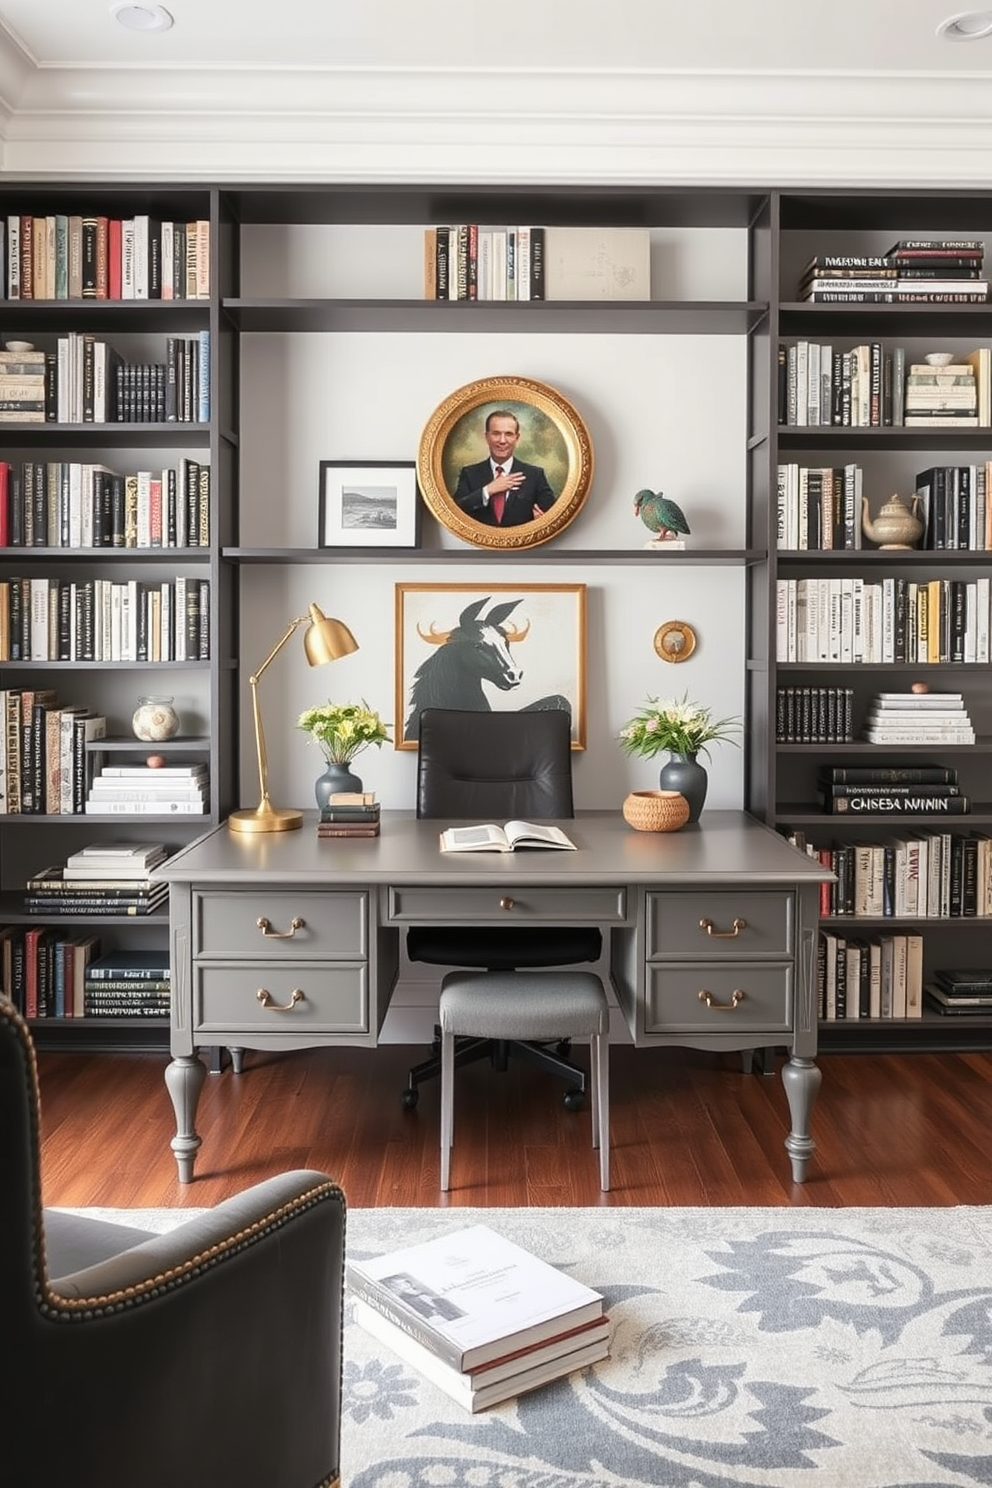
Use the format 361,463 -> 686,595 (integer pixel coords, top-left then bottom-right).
818,762 -> 966,817
926,969 -> 992,1016
863,691 -> 975,747
83,948 -> 170,1019
904,362 -> 979,428
347,1223 -> 609,1413
85,762 -> 208,816
317,792 -> 380,838
0,346 -> 46,423
797,239 -> 987,304
23,840 -> 170,917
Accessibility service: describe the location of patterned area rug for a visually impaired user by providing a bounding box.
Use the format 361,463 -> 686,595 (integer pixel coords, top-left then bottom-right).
62,1204 -> 992,1487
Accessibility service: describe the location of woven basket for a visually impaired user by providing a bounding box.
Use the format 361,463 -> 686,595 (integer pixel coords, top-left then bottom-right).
622,789 -> 690,833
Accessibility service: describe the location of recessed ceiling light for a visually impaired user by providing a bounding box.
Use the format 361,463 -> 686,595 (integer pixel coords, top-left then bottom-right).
111,4 -> 174,32
938,10 -> 992,40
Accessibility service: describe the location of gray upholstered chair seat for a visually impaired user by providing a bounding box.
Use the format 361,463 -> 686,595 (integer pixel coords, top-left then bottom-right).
438,969 -> 611,1192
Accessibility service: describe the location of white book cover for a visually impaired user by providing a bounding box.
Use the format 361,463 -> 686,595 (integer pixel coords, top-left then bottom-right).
543,227 -> 650,302
85,798 -> 207,814
346,1224 -> 603,1372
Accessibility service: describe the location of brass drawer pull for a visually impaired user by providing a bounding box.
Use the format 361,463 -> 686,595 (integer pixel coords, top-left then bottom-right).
256,915 -> 305,939
698,916 -> 746,938
697,988 -> 745,1011
256,988 -> 305,1012
500,897 -> 515,911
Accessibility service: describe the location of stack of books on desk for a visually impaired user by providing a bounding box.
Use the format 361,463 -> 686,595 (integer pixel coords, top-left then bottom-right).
317,792 -> 380,838
347,1223 -> 609,1413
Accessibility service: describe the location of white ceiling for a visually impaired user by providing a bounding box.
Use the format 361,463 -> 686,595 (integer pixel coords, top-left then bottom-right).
3,1 -> 992,183
2,0 -> 991,80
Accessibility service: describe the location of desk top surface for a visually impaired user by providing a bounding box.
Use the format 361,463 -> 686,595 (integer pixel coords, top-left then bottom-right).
157,810 -> 829,888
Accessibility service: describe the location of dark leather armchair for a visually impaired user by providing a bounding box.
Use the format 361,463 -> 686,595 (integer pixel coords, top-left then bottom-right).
0,997 -> 346,1488
403,707 -> 603,1109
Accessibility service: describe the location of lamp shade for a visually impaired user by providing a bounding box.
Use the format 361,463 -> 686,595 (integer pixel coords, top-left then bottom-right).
304,604 -> 359,666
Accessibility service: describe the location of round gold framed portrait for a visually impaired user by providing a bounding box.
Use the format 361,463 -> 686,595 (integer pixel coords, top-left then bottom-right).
417,375 -> 594,550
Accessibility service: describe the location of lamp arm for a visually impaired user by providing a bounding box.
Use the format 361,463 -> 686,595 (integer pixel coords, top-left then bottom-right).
247,614 -> 309,809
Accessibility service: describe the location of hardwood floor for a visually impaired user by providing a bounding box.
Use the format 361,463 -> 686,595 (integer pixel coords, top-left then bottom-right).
35,1041 -> 992,1210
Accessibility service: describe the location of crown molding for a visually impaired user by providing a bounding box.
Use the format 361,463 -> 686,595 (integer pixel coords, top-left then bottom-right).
1,50 -> 992,185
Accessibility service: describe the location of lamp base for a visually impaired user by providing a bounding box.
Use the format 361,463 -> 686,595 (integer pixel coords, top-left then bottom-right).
228,804 -> 303,834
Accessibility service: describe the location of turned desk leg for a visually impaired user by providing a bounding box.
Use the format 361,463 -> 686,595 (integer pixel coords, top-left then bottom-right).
781,1056 -> 821,1183
165,1054 -> 207,1184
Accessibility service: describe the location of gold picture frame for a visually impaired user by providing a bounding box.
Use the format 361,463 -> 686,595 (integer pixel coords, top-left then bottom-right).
417,375 -> 594,550
395,582 -> 587,749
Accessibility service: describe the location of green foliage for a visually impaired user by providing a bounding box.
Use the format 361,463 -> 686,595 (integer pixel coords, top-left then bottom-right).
618,692 -> 741,761
297,699 -> 391,763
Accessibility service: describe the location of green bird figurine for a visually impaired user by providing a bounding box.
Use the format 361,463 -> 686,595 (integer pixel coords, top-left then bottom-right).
634,490 -> 690,544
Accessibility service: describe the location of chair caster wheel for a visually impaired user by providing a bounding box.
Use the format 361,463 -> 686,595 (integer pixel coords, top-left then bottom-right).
401,1088 -> 419,1109
563,1089 -> 584,1112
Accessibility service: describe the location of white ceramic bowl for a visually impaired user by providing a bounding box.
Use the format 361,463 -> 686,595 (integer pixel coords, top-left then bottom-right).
4,340 -> 34,353
925,352 -> 955,367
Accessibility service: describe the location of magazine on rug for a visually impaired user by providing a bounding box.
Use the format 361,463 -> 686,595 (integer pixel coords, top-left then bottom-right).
345,1223 -> 603,1370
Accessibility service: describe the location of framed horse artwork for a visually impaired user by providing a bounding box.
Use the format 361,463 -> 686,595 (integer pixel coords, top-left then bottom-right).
394,582 -> 587,749
417,376 -> 594,551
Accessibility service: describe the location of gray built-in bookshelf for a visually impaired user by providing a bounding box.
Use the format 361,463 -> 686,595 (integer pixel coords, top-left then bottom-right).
2,182 -> 992,1054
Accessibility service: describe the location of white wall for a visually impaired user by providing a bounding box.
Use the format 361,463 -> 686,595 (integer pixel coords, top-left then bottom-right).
236,224 -> 750,817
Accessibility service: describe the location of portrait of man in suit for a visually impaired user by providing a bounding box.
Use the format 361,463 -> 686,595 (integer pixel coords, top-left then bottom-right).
452,409 -> 558,527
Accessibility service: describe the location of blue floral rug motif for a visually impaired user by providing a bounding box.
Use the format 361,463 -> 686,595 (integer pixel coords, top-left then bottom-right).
342,1206 -> 992,1488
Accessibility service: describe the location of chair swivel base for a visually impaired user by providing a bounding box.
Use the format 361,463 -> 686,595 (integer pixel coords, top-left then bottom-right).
402,1031 -> 584,1110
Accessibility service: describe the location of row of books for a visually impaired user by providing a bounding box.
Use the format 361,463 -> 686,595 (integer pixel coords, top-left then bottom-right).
52,333 -> 209,424
796,240 -> 987,305
423,225 -> 651,304
792,827 -> 992,919
0,458 -> 210,549
2,213 -> 210,301
778,461 -> 992,553
774,577 -> 992,666
777,343 -> 991,427
817,931 -> 924,1020
0,575 -> 211,663
347,1223 -> 608,1412
1,933 -> 171,1018
84,763 -> 208,817
776,686 -> 855,743
0,693 -> 104,815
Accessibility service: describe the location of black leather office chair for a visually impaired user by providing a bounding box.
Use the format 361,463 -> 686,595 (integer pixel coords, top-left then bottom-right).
402,707 -> 603,1110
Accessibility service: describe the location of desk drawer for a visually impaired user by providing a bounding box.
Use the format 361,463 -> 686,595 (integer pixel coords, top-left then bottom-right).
645,891 -> 792,959
194,891 -> 367,958
388,884 -> 625,924
644,962 -> 791,1034
194,963 -> 368,1033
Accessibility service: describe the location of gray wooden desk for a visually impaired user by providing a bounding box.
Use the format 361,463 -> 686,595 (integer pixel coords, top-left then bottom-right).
158,810 -> 829,1184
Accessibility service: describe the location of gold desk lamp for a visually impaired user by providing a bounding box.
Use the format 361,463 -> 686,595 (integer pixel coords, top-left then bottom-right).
228,603 -> 358,834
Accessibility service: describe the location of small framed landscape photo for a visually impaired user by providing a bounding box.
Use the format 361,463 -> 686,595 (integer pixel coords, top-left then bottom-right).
319,460 -> 420,548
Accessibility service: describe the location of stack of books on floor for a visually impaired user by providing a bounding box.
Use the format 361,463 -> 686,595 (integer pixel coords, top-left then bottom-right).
797,239 -> 987,304
818,761 -> 969,816
317,792 -> 380,838
23,840 -> 170,916
83,948 -> 170,1019
925,969 -> 992,1016
85,762 -> 208,815
862,692 -> 975,748
347,1223 -> 609,1412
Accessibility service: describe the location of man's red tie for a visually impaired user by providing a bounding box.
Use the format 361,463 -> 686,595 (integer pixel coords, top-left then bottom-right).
491,467 -> 505,524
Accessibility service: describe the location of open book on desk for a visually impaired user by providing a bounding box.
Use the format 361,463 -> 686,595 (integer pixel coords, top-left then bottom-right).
439,820 -> 576,853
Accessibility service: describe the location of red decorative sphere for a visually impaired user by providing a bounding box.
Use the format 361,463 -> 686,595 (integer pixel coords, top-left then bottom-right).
146,754 -> 166,768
